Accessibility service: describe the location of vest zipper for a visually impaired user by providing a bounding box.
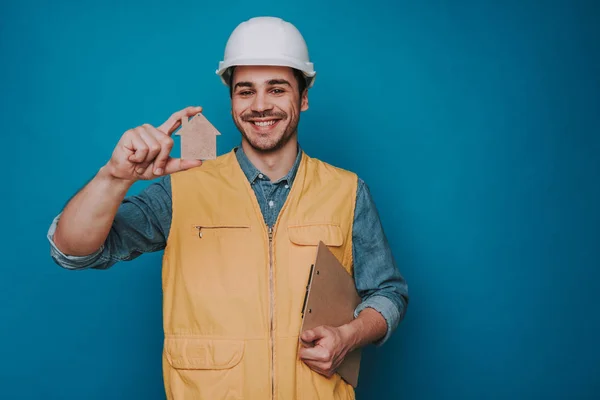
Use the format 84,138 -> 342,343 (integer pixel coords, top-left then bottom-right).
268,226 -> 275,400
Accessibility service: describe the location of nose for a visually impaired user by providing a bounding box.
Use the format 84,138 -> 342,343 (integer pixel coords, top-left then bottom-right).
251,92 -> 273,113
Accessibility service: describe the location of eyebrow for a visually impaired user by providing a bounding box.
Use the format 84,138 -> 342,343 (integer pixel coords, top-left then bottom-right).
233,79 -> 292,90
234,81 -> 254,90
267,79 -> 291,87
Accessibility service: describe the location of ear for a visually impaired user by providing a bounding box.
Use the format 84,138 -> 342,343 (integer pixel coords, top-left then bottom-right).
300,89 -> 309,112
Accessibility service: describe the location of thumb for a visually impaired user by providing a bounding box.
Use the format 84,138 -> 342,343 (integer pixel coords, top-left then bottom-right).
301,330 -> 316,343
163,157 -> 203,174
301,326 -> 326,343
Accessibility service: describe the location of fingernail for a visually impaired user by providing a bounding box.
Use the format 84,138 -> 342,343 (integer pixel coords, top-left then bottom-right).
136,168 -> 144,174
154,168 -> 163,175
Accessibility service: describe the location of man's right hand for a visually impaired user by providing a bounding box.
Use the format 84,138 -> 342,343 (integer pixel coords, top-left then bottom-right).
105,106 -> 204,181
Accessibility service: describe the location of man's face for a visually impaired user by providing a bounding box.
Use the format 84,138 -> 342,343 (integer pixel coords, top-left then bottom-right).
230,66 -> 308,153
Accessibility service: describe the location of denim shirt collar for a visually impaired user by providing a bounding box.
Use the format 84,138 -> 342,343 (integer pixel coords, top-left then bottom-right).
235,144 -> 303,186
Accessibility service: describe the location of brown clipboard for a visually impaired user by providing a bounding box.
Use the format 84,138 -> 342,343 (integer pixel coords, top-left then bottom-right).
299,241 -> 362,387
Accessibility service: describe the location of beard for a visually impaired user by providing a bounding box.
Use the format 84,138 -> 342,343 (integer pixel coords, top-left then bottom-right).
233,108 -> 300,153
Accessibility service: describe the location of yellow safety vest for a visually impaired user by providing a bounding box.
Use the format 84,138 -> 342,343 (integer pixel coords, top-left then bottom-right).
162,149 -> 358,399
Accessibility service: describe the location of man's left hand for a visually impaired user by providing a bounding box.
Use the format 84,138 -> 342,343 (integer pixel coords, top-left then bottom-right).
298,325 -> 357,378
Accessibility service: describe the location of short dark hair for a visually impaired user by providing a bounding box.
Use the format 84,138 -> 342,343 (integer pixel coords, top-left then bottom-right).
228,66 -> 307,98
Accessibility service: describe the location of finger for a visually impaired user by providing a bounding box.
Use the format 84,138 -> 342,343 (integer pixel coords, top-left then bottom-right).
301,329 -> 317,343
146,126 -> 174,175
134,125 -> 162,172
125,130 -> 149,168
157,106 -> 203,135
299,344 -> 331,362
163,157 -> 203,175
140,125 -> 162,160
301,326 -> 328,343
302,360 -> 334,377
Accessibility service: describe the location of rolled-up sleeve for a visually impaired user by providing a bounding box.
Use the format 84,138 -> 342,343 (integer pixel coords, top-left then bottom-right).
352,178 -> 409,346
48,175 -> 173,270
47,213 -> 106,269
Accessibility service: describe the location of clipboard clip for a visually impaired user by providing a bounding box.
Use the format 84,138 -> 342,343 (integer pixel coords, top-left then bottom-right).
301,264 -> 315,317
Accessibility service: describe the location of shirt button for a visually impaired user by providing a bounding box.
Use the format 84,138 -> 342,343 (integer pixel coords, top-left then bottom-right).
268,200 -> 274,208
258,174 -> 264,179
285,184 -> 289,189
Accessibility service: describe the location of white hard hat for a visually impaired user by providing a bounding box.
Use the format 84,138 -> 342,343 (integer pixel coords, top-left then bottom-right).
216,17 -> 316,88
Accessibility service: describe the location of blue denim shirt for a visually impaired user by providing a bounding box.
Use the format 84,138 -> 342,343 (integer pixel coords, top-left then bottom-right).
47,145 -> 408,345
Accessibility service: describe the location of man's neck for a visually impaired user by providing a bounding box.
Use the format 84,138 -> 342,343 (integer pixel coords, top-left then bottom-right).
241,138 -> 298,182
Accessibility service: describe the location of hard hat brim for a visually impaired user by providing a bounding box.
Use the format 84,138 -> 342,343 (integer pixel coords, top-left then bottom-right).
216,57 -> 316,88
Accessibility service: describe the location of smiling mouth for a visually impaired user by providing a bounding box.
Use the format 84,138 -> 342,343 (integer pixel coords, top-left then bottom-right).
247,119 -> 282,132
251,120 -> 279,127
248,119 -> 279,126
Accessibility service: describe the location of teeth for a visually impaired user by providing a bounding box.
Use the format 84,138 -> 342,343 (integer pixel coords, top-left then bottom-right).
254,120 -> 277,127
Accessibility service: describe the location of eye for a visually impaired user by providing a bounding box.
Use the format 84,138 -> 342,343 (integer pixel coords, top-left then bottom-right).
238,90 -> 253,96
271,88 -> 285,94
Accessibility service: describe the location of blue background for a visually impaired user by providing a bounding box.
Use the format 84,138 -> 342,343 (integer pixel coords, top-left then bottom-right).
1,0 -> 599,398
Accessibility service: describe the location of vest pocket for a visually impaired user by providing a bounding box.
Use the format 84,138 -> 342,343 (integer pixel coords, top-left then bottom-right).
164,337 -> 245,400
287,223 -> 344,247
190,223 -> 251,239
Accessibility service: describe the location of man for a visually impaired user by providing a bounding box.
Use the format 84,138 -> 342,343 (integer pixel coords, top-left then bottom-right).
48,16 -> 408,400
